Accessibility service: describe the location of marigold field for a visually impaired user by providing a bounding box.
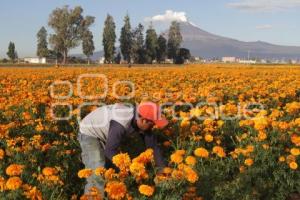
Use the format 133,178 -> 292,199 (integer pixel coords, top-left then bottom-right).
0,64 -> 299,200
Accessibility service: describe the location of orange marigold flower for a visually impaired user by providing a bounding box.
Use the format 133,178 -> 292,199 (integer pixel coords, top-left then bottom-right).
104,168 -> 116,180
139,184 -> 155,196
170,153 -> 183,164
278,156 -> 285,162
212,146 -> 226,158
0,149 -> 5,160
95,167 -> 106,176
0,176 -> 5,192
132,149 -> 154,164
289,161 -> 298,170
184,167 -> 199,183
6,164 -> 24,176
290,148 -> 300,156
129,162 -> 146,177
185,156 -> 197,166
6,176 -> 22,190
112,153 -> 131,172
244,158 -> 254,166
175,149 -> 186,156
42,167 -> 58,176
258,131 -> 267,141
204,134 -> 214,142
23,186 -> 43,200
78,169 -> 93,179
194,147 -> 209,158
105,181 -> 127,200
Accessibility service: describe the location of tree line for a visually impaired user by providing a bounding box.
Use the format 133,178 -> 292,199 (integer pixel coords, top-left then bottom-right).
5,5 -> 191,64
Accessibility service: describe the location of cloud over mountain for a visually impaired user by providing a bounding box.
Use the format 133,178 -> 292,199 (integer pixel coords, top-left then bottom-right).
144,10 -> 188,23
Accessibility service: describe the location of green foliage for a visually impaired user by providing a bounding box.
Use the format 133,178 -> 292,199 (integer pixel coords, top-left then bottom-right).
145,24 -> 158,64
7,42 -> 17,61
156,35 -> 167,63
36,26 -> 49,58
119,14 -> 132,63
82,30 -> 95,64
102,14 -> 116,64
167,21 -> 182,61
48,5 -> 95,64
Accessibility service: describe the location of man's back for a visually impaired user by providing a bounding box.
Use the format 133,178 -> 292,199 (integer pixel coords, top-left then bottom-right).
79,103 -> 135,141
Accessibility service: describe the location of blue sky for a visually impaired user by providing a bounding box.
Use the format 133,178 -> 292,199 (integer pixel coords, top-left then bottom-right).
0,0 -> 300,58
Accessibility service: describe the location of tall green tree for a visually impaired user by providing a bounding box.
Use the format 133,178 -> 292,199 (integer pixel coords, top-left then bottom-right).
48,5 -> 95,64
145,24 -> 158,64
167,21 -> 182,61
156,35 -> 167,63
36,26 -> 49,58
102,14 -> 116,63
82,30 -> 95,64
131,23 -> 145,64
119,14 -> 132,63
7,42 -> 17,62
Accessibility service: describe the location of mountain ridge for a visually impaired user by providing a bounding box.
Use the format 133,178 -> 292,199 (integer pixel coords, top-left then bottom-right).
77,21 -> 300,60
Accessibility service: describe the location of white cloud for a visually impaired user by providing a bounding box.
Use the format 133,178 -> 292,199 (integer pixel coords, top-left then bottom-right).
256,24 -> 273,29
144,10 -> 188,23
227,0 -> 300,12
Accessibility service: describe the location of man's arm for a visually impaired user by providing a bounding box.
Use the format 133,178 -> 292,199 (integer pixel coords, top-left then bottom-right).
143,131 -> 166,170
104,120 -> 126,170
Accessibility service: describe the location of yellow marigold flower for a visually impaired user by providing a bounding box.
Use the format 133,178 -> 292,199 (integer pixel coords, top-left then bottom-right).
185,156 -> 197,166
286,155 -> 296,164
278,156 -> 285,162
78,169 -> 93,179
139,184 -> 155,197
105,181 -> 127,200
95,167 -> 106,176
244,158 -> 254,166
170,153 -> 183,164
217,120 -> 224,128
42,167 -> 58,176
258,131 -> 267,141
6,176 -> 22,190
204,134 -> 214,142
290,148 -> 300,156
253,117 -> 269,131
289,162 -> 298,170
0,149 -> 5,160
194,148 -> 209,158
129,162 -> 146,177
6,164 -> 24,176
112,153 -> 131,172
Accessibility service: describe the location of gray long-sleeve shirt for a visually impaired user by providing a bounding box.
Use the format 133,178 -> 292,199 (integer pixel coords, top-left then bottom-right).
79,103 -> 166,170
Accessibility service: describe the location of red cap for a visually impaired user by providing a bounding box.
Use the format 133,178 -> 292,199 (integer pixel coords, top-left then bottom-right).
137,102 -> 169,129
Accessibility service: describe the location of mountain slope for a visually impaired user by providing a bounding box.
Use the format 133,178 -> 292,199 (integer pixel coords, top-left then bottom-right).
175,22 -> 300,59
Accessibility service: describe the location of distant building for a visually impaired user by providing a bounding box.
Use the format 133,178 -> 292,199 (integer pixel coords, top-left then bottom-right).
238,59 -> 257,64
222,57 -> 237,63
99,57 -> 105,64
24,57 -> 47,64
164,59 -> 173,64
